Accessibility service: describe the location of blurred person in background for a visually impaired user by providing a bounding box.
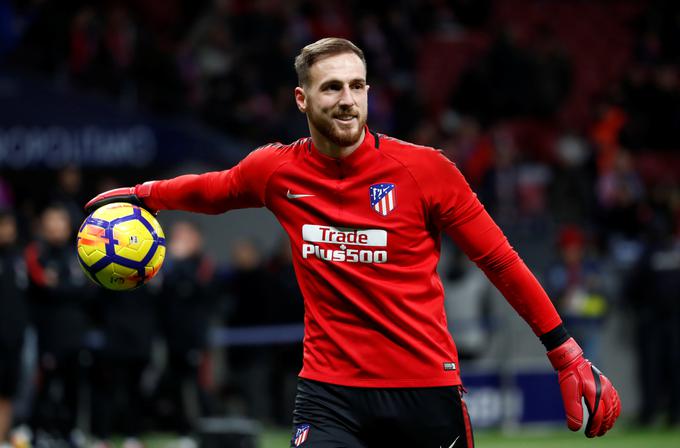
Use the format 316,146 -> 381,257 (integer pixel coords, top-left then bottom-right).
548,133 -> 597,227
443,247 -> 493,361
50,166 -> 86,233
88,279 -> 160,447
546,226 -> 608,363
597,150 -> 645,245
153,220 -> 218,441
25,204 -> 91,444
628,187 -> 680,427
222,238 -> 274,423
266,239 -> 305,426
86,37 -> 621,446
0,210 -> 28,446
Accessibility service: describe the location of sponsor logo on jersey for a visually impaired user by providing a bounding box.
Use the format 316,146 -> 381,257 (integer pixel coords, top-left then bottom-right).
370,183 -> 396,216
286,189 -> 315,199
301,225 -> 388,264
293,424 -> 310,446
302,225 -> 386,246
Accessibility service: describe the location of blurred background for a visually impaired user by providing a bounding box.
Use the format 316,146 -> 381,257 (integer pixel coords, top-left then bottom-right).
1,0 -> 679,447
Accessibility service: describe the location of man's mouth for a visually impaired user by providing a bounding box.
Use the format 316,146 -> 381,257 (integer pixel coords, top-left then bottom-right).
334,115 -> 357,122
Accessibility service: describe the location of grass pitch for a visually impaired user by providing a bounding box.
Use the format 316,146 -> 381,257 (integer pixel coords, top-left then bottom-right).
139,425 -> 680,447
260,426 -> 680,448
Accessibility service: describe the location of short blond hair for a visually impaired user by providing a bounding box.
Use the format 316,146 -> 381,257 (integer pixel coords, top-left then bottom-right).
294,37 -> 367,87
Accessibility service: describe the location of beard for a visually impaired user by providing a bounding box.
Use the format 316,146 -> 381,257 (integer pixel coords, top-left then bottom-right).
308,105 -> 367,148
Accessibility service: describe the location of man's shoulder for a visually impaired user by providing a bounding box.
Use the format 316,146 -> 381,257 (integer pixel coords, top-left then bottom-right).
376,133 -> 449,168
243,137 -> 309,167
252,137 -> 310,156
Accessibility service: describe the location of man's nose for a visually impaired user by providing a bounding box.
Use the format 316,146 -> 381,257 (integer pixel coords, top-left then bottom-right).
339,85 -> 354,106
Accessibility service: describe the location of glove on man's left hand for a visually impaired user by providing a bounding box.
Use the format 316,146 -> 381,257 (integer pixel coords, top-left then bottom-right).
547,338 -> 621,437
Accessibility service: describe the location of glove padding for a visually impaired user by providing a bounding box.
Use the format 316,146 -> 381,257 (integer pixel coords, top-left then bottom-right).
547,338 -> 621,437
84,182 -> 156,214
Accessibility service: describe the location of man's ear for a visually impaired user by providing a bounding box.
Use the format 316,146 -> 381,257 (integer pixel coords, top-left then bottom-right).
294,86 -> 306,113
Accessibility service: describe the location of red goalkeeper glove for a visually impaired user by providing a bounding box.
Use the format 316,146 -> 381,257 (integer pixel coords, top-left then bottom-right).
84,182 -> 157,214
547,337 -> 621,437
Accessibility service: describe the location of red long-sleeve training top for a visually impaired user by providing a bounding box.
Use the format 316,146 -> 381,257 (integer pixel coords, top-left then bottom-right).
143,128 -> 562,387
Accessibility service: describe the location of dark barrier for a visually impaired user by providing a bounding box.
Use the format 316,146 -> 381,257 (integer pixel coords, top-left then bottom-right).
0,71 -> 244,169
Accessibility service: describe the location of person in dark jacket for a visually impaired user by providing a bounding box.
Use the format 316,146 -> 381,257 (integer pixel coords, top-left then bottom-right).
154,220 -> 218,435
223,238 -> 274,422
628,208 -> 680,426
25,204 -> 91,441
89,284 -> 159,446
0,210 -> 28,444
266,239 -> 304,426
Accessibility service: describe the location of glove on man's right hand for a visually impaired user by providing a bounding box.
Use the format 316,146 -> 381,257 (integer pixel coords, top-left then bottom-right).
84,182 -> 156,214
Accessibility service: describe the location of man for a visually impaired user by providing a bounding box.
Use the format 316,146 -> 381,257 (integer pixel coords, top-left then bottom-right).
89,258 -> 158,447
0,210 -> 28,446
25,205 -> 91,442
154,221 -> 217,435
86,38 -> 620,447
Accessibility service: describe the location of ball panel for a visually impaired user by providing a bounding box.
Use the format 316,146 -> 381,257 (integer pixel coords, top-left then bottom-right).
145,245 -> 166,281
95,262 -> 141,291
140,207 -> 165,238
78,259 -> 104,287
76,222 -> 109,279
112,220 -> 153,262
91,202 -> 135,221
76,240 -> 107,266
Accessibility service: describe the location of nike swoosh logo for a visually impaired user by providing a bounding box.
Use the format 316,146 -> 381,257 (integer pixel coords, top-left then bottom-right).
286,189 -> 315,199
441,435 -> 460,448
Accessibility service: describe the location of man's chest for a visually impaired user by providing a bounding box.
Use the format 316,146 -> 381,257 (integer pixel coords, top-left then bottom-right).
265,160 -> 436,265
268,157 -> 425,223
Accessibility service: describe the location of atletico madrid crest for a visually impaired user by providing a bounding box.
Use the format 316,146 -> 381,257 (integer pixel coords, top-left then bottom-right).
293,424 -> 310,446
370,183 -> 396,216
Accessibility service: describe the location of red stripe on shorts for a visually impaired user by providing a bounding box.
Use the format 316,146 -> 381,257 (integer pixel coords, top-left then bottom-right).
460,394 -> 474,447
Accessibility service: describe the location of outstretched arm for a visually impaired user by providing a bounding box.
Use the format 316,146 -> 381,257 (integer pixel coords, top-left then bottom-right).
429,152 -> 620,437
85,168 -> 259,215
85,144 -> 284,214
444,201 -> 620,437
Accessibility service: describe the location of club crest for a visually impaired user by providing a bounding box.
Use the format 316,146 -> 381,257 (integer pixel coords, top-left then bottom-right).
293,424 -> 310,446
369,183 -> 396,216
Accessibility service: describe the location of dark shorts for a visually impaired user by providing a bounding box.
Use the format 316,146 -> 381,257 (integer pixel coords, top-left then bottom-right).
0,346 -> 22,398
291,378 -> 474,448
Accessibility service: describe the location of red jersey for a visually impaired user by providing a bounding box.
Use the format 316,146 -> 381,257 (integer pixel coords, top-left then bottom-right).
144,128 -> 562,387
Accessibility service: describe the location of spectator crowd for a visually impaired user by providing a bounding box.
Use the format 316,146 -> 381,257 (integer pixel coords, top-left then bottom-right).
1,0 -> 679,445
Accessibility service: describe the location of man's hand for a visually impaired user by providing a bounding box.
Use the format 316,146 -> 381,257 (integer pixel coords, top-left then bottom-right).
547,338 -> 621,437
84,182 -> 156,214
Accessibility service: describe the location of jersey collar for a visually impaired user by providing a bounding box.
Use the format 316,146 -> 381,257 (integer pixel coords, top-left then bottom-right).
306,126 -> 380,173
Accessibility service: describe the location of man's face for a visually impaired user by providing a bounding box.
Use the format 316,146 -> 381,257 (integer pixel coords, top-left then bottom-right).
297,52 -> 369,148
42,208 -> 71,246
168,221 -> 203,260
0,216 -> 17,247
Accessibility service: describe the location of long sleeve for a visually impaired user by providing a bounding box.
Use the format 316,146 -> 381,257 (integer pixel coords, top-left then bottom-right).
143,144 -> 288,214
425,151 -> 562,336
145,166 -> 260,214
444,204 -> 562,335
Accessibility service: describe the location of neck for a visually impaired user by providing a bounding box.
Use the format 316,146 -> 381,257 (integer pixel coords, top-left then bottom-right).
310,125 -> 365,159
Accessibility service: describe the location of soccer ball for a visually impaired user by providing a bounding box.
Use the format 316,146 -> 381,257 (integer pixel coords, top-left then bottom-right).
76,202 -> 166,291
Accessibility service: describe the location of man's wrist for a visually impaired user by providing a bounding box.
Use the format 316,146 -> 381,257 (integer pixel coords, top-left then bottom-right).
547,337 -> 583,370
539,323 -> 570,351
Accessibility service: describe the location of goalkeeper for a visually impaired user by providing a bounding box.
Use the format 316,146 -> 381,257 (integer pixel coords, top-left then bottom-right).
86,38 -> 620,447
